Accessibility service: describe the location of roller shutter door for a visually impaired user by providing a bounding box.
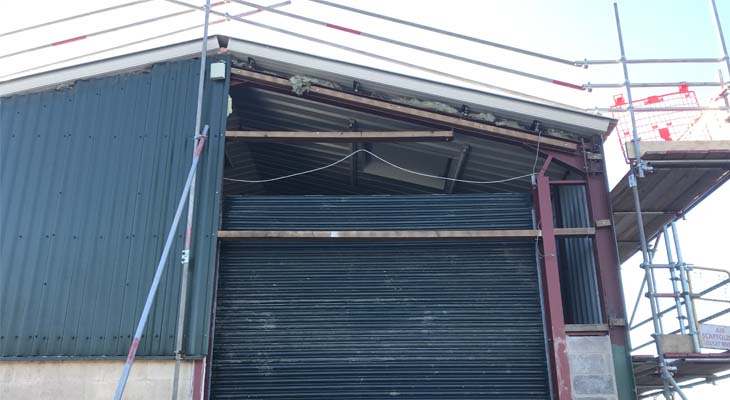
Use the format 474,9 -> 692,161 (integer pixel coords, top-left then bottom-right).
211,194 -> 550,399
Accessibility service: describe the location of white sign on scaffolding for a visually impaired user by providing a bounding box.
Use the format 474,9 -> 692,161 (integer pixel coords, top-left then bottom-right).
699,324 -> 730,350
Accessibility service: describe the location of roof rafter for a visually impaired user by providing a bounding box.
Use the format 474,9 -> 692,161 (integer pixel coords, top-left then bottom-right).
225,130 -> 454,141
230,67 -> 580,151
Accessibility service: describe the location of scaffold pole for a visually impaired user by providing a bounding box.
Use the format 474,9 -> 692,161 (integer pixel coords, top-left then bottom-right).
172,0 -> 211,398
113,133 -> 208,400
613,2 -> 676,399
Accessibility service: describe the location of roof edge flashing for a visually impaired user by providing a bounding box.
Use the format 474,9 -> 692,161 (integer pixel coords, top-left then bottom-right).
226,37 -> 615,139
0,36 -> 222,97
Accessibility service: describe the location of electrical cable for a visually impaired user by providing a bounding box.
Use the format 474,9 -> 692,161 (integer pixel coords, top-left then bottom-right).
224,148 -> 539,184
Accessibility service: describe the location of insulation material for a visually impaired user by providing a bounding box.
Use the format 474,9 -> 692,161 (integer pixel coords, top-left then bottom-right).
393,96 -> 460,114
287,72 -> 539,137
495,119 -> 524,129
289,75 -> 342,95
472,112 -> 496,122
393,98 -> 498,124
547,128 -> 581,141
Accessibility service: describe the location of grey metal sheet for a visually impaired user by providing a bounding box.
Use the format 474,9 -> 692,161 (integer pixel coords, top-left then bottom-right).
0,57 -> 229,357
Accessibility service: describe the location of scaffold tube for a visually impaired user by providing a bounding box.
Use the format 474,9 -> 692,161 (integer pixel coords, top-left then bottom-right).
113,135 -> 207,400
229,0 -> 587,91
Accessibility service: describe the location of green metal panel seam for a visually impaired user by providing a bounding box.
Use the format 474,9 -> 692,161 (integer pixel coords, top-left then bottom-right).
0,56 -> 228,358
192,54 -> 230,356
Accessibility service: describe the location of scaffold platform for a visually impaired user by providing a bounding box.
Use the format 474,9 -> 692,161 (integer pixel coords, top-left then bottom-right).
633,352 -> 730,397
611,140 -> 730,263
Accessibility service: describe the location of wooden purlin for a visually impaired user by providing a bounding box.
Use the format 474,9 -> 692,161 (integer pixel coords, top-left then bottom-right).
225,130 -> 454,141
217,228 -> 596,240
230,67 -> 580,151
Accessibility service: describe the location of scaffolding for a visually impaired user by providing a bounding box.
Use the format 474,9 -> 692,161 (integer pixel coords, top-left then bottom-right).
608,0 -> 730,398
2,1 -> 730,399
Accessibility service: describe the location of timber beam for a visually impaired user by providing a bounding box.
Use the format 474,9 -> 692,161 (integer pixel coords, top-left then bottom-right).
225,130 -> 454,141
217,228 -> 595,240
230,68 -> 579,151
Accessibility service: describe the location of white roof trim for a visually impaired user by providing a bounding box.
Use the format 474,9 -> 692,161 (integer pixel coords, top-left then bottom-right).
226,38 -> 614,137
0,35 -> 614,137
0,37 -> 221,97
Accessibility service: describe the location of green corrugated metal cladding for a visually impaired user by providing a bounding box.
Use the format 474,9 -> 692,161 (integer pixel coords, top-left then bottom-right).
0,57 -> 229,357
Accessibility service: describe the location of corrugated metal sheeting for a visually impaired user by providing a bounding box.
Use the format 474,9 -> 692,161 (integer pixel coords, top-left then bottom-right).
213,241 -> 549,399
224,86 -> 568,195
221,193 -> 533,230
555,185 -> 603,324
211,194 -> 549,399
0,58 -> 229,357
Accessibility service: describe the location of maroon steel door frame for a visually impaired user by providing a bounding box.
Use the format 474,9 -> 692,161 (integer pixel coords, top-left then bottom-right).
536,146 -> 635,399
538,147 -> 630,343
534,170 -> 573,400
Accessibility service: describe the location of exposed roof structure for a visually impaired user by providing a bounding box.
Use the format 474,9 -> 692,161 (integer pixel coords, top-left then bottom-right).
0,35 -> 616,140
0,35 -> 621,197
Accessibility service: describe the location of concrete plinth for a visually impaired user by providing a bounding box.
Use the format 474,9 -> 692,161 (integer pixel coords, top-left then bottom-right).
0,359 -> 196,400
567,335 -> 619,400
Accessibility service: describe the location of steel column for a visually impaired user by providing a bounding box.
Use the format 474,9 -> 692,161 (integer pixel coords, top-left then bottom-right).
192,359 -> 205,400
537,144 -> 637,399
444,144 -> 470,193
582,175 -> 629,338
534,174 -> 573,400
